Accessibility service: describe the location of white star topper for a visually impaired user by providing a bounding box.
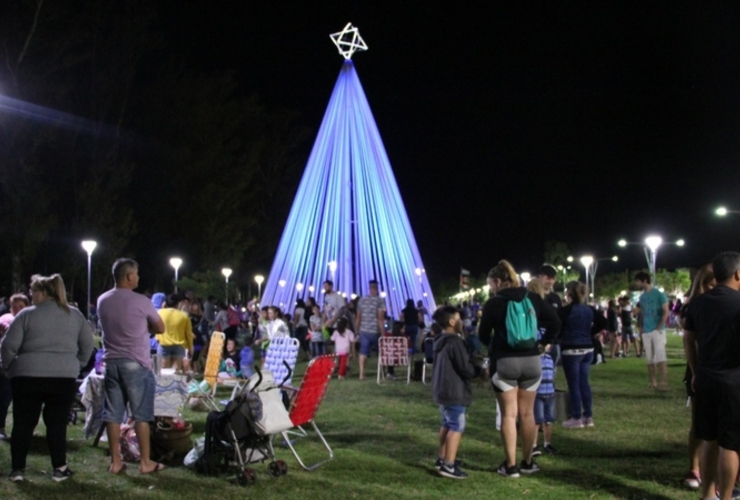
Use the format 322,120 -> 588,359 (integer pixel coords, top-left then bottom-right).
330,23 -> 368,60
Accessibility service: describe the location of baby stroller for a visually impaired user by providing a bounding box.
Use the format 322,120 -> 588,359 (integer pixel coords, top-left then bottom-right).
196,363 -> 294,486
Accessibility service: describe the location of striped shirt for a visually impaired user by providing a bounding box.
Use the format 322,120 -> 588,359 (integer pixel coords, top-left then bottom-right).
537,353 -> 555,396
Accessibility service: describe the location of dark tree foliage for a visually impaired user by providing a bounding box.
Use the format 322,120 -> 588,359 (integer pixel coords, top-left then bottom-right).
0,0 -> 309,305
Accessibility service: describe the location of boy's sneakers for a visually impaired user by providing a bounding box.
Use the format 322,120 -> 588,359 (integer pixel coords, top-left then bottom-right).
497,461 -> 520,478
438,462 -> 467,479
520,460 -> 540,474
8,470 -> 24,482
682,469 -> 700,489
543,444 -> 559,454
583,417 -> 595,427
435,458 -> 462,470
562,418 -> 584,429
531,445 -> 542,457
52,467 -> 74,482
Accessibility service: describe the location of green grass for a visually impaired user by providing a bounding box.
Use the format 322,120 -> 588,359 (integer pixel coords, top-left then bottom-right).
0,333 -> 699,499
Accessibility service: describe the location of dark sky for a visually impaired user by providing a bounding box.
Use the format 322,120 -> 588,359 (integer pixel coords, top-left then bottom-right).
161,2 -> 740,282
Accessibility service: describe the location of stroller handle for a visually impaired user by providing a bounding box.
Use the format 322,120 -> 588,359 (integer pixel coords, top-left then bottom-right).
252,364 -> 263,390
280,360 -> 292,387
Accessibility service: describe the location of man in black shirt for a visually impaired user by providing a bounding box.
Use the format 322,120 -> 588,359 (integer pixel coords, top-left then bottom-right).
684,251 -> 740,500
539,264 -> 563,364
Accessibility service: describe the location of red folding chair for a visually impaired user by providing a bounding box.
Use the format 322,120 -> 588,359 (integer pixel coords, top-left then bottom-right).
280,354 -> 336,470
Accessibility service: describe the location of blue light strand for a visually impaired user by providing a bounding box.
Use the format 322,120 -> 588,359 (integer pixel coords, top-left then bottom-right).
261,61 -> 436,319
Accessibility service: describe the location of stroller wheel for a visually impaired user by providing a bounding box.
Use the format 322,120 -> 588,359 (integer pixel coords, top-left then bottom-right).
238,467 -> 256,486
276,460 -> 288,475
268,461 -> 282,477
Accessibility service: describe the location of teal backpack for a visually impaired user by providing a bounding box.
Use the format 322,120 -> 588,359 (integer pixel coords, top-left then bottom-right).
499,295 -> 539,350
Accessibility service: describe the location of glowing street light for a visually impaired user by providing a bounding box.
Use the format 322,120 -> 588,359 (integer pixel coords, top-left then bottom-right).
81,240 -> 97,321
714,206 -> 740,217
221,268 -> 232,303
520,272 -> 531,285
580,256 -> 594,302
328,260 -> 337,282
617,236 -> 685,285
254,274 -> 264,300
169,257 -> 182,293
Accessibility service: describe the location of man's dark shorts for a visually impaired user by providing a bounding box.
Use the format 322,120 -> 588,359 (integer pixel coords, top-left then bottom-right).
694,373 -> 740,451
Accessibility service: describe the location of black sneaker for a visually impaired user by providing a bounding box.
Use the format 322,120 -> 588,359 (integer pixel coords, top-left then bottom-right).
497,461 -> 520,478
437,462 -> 468,479
520,460 -> 540,474
8,470 -> 24,482
543,444 -> 559,454
435,458 -> 462,470
52,467 -> 74,482
531,445 -> 542,457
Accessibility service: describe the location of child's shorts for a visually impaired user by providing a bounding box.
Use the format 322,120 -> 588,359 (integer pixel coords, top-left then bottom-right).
534,394 -> 555,425
439,404 -> 466,433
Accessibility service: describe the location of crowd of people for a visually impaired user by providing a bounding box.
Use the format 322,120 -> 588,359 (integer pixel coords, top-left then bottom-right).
0,252 -> 737,499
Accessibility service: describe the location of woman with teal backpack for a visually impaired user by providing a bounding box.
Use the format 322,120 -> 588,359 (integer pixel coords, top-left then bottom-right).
477,260 -> 560,478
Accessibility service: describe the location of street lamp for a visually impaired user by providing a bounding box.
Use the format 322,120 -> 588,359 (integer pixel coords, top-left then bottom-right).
580,256 -> 594,302
618,236 -> 684,285
714,206 -> 740,217
520,272 -> 531,285
328,261 -> 337,282
254,274 -> 264,299
81,240 -> 97,321
222,268 -> 232,303
587,255 -> 618,301
169,257 -> 182,293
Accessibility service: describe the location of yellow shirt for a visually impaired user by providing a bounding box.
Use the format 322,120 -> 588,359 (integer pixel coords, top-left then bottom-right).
156,308 -> 194,353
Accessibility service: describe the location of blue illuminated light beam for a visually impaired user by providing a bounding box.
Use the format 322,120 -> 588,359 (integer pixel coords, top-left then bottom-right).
261,61 -> 436,318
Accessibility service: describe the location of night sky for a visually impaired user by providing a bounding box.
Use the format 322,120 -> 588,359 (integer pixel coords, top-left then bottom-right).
161,2 -> 740,282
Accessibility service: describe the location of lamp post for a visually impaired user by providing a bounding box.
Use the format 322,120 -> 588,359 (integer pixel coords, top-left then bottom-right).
169,257 -> 182,293
580,256 -> 594,303
328,261 -> 337,282
221,268 -> 232,303
520,272 -> 531,286
585,255 -> 618,302
81,240 -> 97,321
618,236 -> 684,285
254,274 -> 264,300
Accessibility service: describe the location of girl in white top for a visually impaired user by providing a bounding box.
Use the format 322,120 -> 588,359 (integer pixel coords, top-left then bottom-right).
331,318 -> 356,379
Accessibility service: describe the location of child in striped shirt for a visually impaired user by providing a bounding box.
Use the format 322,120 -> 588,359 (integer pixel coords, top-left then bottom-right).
532,349 -> 558,456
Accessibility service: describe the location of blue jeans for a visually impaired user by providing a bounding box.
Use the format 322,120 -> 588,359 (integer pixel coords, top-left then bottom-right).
439,404 -> 466,433
310,342 -> 326,357
104,358 -> 155,423
561,351 -> 593,419
405,325 -> 419,354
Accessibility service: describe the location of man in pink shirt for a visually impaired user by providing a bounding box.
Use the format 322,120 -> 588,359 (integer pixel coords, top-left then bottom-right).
97,258 -> 165,475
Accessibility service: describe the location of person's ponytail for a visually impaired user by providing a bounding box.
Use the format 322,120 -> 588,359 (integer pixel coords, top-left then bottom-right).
487,259 -> 521,287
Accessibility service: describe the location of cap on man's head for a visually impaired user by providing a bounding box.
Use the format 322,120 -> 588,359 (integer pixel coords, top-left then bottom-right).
538,264 -> 557,278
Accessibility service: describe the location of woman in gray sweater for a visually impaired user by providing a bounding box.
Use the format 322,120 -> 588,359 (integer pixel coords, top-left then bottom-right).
1,274 -> 94,482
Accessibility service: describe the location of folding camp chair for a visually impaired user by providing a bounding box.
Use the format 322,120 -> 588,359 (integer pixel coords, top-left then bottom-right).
263,337 -> 300,387
203,331 -> 225,396
421,335 -> 435,385
377,336 -> 411,385
279,354 -> 335,470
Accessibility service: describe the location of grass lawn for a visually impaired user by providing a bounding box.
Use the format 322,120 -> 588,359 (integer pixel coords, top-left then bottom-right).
0,333 -> 700,499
